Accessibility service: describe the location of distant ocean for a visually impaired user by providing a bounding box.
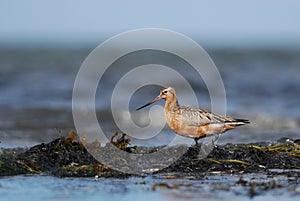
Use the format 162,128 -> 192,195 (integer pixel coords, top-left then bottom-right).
0,48 -> 299,147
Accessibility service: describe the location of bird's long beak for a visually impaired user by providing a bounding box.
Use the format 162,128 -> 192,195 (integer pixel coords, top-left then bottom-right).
136,95 -> 162,111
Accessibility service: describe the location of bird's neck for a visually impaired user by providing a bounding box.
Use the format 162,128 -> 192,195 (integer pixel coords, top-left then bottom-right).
165,96 -> 179,110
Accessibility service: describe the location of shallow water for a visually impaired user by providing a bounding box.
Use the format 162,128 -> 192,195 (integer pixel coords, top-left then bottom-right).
0,173 -> 299,201
0,48 -> 299,148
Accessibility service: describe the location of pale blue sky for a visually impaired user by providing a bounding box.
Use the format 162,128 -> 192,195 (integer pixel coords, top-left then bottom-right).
0,0 -> 299,47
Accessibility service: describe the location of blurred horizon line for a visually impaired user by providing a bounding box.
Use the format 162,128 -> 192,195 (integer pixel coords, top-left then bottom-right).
1,36 -> 300,50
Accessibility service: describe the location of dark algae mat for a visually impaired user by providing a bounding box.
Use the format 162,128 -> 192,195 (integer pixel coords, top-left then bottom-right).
1,131 -> 300,177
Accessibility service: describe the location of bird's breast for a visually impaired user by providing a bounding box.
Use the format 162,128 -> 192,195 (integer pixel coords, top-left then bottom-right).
164,109 -> 179,131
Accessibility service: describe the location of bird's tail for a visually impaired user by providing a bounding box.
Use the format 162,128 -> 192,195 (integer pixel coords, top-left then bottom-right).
225,118 -> 250,127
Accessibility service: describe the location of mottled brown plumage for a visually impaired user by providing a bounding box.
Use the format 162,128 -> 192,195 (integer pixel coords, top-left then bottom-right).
137,87 -> 249,144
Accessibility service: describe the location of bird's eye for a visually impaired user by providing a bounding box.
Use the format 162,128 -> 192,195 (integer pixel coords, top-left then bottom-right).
163,90 -> 168,94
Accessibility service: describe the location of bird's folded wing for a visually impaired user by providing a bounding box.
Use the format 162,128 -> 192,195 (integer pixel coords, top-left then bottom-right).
176,107 -> 235,127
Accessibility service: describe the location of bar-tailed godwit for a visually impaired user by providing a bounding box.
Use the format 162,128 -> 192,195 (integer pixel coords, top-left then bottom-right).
136,87 -> 249,144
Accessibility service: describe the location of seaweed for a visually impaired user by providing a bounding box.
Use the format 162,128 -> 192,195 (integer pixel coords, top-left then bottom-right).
0,131 -> 300,177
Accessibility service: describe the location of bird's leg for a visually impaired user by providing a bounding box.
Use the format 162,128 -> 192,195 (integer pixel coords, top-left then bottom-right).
194,135 -> 207,147
194,137 -> 199,145
211,134 -> 219,148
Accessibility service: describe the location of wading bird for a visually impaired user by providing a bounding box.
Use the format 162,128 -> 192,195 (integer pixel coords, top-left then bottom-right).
136,87 -> 249,144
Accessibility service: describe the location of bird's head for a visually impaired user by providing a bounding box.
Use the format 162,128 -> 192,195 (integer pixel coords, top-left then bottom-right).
158,87 -> 176,100
136,86 -> 176,111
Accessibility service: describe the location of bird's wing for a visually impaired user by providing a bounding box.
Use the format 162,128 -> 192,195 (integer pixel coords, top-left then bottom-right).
175,106 -> 236,127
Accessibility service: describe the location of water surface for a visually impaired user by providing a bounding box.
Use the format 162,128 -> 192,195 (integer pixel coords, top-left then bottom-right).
0,49 -> 299,147
1,173 -> 299,201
